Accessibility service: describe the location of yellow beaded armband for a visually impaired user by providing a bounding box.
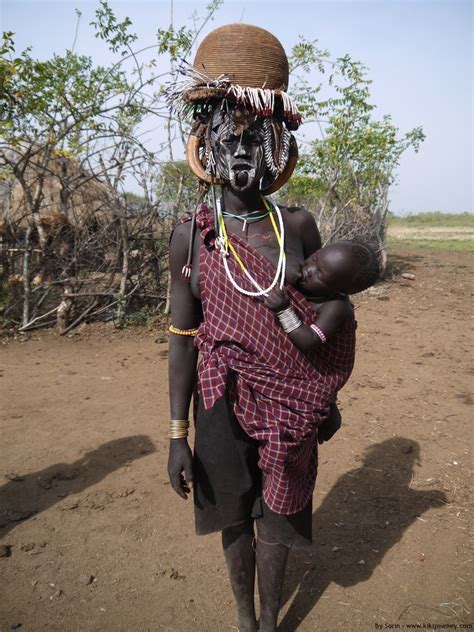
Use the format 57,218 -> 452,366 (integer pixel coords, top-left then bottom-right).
168,325 -> 199,337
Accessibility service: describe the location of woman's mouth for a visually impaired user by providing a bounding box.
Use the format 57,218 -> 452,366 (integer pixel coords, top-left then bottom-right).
232,163 -> 253,173
231,163 -> 254,186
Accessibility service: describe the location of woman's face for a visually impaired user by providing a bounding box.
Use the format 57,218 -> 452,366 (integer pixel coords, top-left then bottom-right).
213,112 -> 267,193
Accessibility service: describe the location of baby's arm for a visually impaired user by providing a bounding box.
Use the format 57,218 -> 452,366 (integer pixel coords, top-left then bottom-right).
264,287 -> 352,351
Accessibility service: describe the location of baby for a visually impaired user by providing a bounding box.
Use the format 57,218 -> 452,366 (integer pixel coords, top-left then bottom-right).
264,240 -> 380,441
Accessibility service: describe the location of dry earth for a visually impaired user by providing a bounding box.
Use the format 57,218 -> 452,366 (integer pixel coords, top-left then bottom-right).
0,247 -> 472,632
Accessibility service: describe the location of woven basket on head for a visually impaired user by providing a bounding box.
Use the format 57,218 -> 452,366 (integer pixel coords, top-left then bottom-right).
179,23 -> 300,193
193,23 -> 289,92
168,22 -> 301,128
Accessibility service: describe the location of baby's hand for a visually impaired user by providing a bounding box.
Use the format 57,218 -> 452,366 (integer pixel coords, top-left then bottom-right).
264,287 -> 291,312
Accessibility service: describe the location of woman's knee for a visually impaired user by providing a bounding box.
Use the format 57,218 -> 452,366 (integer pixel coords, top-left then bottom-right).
222,519 -> 255,548
256,518 -> 283,546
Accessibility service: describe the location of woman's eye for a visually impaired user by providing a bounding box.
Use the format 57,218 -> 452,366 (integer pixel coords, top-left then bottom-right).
219,134 -> 237,144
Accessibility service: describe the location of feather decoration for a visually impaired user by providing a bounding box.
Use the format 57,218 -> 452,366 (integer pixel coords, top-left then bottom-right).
165,59 -> 302,125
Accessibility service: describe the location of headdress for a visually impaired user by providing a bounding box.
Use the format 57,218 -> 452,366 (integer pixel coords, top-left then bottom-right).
167,23 -> 301,194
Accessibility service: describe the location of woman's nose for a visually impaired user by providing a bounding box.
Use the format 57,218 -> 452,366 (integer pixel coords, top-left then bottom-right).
233,141 -> 250,158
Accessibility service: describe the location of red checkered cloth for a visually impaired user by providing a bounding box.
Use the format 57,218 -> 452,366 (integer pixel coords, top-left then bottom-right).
184,205 -> 355,514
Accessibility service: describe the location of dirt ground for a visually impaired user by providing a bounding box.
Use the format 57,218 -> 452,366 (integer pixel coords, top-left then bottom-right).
0,246 -> 472,632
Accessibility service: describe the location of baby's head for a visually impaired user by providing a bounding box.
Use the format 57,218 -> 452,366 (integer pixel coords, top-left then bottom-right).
298,240 -> 380,296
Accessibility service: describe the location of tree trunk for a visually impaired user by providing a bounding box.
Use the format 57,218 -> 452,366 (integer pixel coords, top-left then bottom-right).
116,214 -> 129,326
374,184 -> 390,276
30,163 -> 49,251
164,271 -> 171,315
174,173 -> 184,221
57,284 -> 74,334
21,226 -> 32,328
164,173 -> 185,315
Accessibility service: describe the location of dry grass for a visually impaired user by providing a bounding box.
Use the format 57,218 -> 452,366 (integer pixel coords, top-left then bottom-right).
387,213 -> 474,252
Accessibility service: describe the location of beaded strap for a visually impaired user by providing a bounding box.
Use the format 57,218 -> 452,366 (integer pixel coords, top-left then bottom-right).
310,323 -> 327,343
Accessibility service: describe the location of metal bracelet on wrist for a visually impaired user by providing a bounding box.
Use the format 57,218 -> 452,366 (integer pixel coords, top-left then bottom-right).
168,419 -> 190,440
276,306 -> 302,334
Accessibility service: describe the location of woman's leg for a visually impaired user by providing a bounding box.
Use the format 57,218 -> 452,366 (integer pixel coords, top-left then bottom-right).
255,518 -> 290,632
222,520 -> 258,632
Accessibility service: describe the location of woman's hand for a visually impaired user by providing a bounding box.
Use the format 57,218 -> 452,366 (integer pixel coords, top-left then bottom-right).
318,403 -> 342,444
264,287 -> 291,312
167,438 -> 194,499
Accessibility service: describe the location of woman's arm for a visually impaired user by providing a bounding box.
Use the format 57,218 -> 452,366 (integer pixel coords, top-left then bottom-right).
167,222 -> 201,500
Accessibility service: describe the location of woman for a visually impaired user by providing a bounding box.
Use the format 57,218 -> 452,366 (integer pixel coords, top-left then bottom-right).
166,24 -> 337,632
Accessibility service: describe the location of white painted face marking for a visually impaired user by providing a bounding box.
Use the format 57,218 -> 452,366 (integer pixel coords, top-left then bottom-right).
212,110 -> 266,193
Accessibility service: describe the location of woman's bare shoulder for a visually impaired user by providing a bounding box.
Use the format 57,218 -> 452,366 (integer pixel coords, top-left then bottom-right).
280,205 -> 317,228
169,217 -> 193,252
279,205 -> 321,253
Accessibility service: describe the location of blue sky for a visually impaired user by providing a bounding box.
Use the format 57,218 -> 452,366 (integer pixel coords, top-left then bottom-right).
2,0 -> 472,214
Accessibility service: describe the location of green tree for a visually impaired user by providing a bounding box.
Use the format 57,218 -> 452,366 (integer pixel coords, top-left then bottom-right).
281,39 -> 425,267
0,0 -> 221,330
155,160 -> 199,220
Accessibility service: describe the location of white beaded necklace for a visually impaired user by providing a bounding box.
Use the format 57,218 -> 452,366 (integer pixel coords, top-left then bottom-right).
215,196 -> 286,297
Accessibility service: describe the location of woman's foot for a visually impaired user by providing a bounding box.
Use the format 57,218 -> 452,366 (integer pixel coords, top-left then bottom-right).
237,610 -> 258,632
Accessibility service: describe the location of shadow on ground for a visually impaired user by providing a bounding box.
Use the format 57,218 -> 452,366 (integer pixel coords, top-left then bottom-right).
279,437 -> 447,631
0,435 -> 155,537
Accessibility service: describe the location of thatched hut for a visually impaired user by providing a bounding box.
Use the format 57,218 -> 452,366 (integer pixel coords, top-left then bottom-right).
0,147 -> 169,331
2,152 -> 114,231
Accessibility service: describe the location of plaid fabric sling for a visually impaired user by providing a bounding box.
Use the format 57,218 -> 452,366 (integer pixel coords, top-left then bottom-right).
182,205 -> 355,514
